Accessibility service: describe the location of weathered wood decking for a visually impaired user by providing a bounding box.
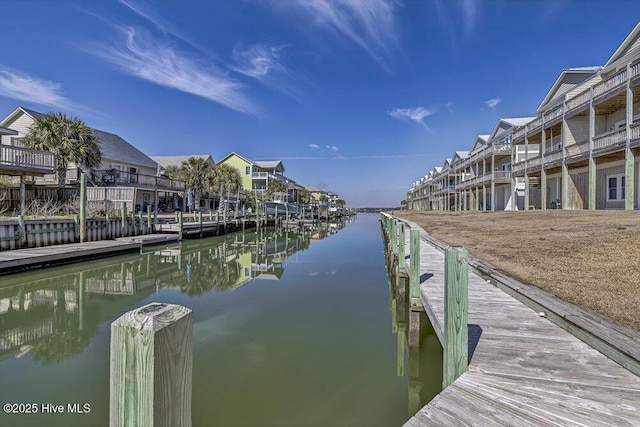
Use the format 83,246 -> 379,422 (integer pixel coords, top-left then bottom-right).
0,234 -> 180,275
397,218 -> 640,426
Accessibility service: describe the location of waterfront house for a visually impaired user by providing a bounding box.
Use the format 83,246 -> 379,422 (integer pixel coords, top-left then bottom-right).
218,152 -> 300,202
152,155 -> 216,210
0,107 -> 185,212
408,21 -> 640,212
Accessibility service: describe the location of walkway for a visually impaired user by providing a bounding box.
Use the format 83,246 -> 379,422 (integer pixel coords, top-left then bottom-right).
398,220 -> 640,426
0,234 -> 180,275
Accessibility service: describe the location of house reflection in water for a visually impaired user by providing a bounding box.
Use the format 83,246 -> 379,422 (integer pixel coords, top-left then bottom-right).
0,221 -> 347,364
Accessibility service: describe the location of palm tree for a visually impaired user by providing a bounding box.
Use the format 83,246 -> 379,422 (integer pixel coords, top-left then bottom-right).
206,163 -> 242,205
179,157 -> 212,211
266,179 -> 287,199
23,112 -> 102,200
298,188 -> 311,205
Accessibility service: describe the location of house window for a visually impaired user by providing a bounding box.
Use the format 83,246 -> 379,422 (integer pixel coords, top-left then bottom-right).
10,137 -> 24,147
245,166 -> 251,175
607,174 -> 625,201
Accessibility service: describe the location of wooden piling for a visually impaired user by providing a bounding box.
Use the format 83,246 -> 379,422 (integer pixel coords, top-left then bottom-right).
110,303 -> 193,427
121,203 -> 127,237
79,173 -> 87,243
409,228 -> 421,310
443,247 -> 469,389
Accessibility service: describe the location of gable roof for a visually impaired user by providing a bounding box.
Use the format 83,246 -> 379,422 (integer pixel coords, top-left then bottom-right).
1,107 -> 158,169
489,118 -> 535,141
254,160 -> 285,172
218,152 -> 286,172
470,134 -> 490,153
603,21 -> 640,72
151,155 -> 214,169
451,150 -> 469,164
536,67 -> 601,112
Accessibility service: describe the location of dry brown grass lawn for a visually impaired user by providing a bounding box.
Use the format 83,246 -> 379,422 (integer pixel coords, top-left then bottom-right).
393,210 -> 640,331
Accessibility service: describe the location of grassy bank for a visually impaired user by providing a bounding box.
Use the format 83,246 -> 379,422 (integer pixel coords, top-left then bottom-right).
393,210 -> 640,331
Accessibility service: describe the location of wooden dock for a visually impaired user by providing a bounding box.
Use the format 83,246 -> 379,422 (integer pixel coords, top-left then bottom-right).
0,234 -> 180,275
394,218 -> 640,426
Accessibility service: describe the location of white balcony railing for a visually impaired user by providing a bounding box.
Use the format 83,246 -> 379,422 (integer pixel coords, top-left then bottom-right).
527,117 -> 543,134
544,105 -> 563,123
493,171 -> 511,181
593,68 -> 627,99
527,156 -> 543,169
544,149 -> 563,163
630,123 -> 640,140
512,161 -> 526,175
565,88 -> 591,113
632,60 -> 640,79
593,128 -> 626,151
565,140 -> 589,158
0,145 -> 56,174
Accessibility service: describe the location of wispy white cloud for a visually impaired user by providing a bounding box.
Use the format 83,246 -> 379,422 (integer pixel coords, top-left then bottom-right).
0,67 -> 78,111
309,143 -> 320,149
485,98 -> 501,108
262,0 -> 399,69
433,0 -> 480,39
118,0 -> 205,51
230,44 -> 300,97
389,107 -> 437,129
88,27 -> 260,116
445,101 -> 454,113
326,145 -> 339,152
460,0 -> 479,33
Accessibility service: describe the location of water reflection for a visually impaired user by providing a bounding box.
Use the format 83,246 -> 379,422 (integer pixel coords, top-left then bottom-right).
0,222 -> 345,365
386,247 -> 443,419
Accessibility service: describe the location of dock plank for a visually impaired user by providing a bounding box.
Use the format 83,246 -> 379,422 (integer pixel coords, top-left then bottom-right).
0,234 -> 179,275
391,216 -> 640,426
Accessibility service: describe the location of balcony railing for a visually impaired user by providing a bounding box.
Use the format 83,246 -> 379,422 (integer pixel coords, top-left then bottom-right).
252,171 -> 286,181
593,68 -> 627,99
512,161 -> 526,175
512,127 -> 526,142
631,122 -> 640,140
593,128 -> 626,151
544,105 -> 563,123
527,117 -> 543,134
493,143 -> 512,154
493,171 -> 511,181
544,149 -> 563,164
632,60 -> 640,79
565,88 -> 591,114
0,145 -> 56,174
92,169 -> 186,191
565,140 -> 589,158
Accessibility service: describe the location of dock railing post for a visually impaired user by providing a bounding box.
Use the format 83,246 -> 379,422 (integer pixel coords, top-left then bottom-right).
121,202 -> 127,237
443,247 -> 469,389
110,303 -> 193,427
409,228 -> 421,309
398,222 -> 405,273
79,172 -> 87,243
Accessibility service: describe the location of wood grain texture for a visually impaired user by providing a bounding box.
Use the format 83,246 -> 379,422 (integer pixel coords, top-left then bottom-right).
443,247 -> 468,388
110,303 -> 192,427
389,215 -> 640,426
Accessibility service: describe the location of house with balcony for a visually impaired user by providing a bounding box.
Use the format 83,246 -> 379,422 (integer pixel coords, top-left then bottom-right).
218,152 -> 300,202
0,125 -> 56,210
152,155 -> 216,210
408,22 -> 640,212
0,107 -> 185,212
511,22 -> 640,210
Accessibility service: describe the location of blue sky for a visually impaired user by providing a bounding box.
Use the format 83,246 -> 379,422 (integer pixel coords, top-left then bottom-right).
1,1 -> 639,207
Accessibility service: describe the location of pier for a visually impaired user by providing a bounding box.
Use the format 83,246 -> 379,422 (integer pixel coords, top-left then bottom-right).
0,234 -> 180,275
382,213 -> 640,426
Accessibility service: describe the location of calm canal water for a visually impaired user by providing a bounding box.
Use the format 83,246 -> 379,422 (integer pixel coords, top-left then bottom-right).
0,213 -> 441,426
